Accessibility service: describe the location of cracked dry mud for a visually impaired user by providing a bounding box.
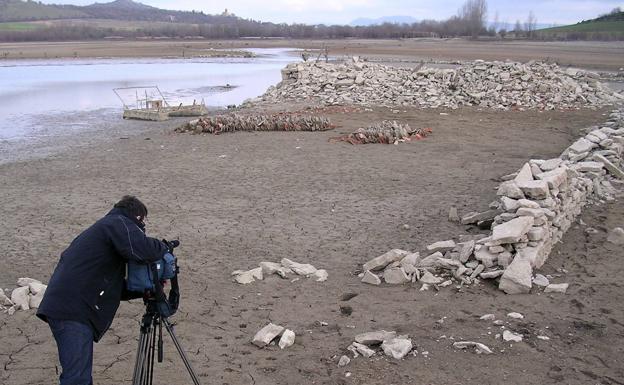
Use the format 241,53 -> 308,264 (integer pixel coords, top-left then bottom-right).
1,105 -> 623,384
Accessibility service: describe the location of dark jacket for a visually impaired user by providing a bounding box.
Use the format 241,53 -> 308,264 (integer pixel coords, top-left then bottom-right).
37,207 -> 168,342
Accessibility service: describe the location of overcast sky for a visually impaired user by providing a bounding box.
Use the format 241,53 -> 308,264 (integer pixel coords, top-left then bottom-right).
44,0 -> 624,26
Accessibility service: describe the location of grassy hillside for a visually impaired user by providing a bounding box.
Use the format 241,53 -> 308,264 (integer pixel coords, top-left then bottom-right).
537,11 -> 624,40
0,0 -> 87,22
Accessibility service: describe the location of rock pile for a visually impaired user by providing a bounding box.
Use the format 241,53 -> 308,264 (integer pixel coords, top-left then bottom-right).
176,113 -> 332,135
253,58 -> 622,110
2,278 -> 47,315
252,322 -> 296,349
360,108 -> 624,294
331,121 -> 432,145
339,330 -> 413,366
232,258 -> 328,284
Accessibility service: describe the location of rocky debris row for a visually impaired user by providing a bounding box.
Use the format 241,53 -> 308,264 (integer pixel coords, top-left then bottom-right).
232,258 -> 328,284
1,278 -> 47,315
338,330 -> 413,366
251,58 -> 622,110
331,120 -> 432,145
175,113 -> 332,135
252,322 -> 296,349
360,108 -> 624,294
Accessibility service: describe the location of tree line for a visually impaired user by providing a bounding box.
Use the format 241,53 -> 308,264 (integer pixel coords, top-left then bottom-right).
0,0 -> 620,42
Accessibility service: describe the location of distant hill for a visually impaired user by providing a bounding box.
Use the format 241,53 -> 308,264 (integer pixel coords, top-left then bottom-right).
0,0 -> 237,23
350,16 -> 418,26
537,10 -> 624,39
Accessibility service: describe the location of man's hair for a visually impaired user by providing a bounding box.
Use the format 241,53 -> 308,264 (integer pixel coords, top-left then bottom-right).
114,195 -> 148,218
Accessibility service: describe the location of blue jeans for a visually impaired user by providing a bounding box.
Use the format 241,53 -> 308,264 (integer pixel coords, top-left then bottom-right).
48,318 -> 94,385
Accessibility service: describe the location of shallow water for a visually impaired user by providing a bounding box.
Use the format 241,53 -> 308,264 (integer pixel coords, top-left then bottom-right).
0,48 -> 298,141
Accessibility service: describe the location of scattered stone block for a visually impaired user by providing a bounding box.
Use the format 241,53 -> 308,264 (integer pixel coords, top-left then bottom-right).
533,274 -> 550,287
607,227 -> 624,245
338,355 -> 350,367
10,286 -> 30,310
278,329 -> 296,349
480,270 -> 504,279
252,323 -> 285,347
400,252 -> 420,267
545,283 -> 569,293
514,163 -> 534,184
448,207 -> 460,222
501,197 -> 519,212
312,269 -> 328,282
260,262 -> 290,278
354,330 -> 396,346
17,278 -> 41,287
416,251 -> 444,267
383,267 -> 410,284
419,271 -> 443,285
361,271 -> 381,285
497,181 -> 524,199
350,342 -> 375,358
498,256 -> 533,294
480,314 -> 495,320
453,341 -> 493,354
458,241 -> 475,263
503,330 -> 523,342
281,258 -> 317,276
232,268 -> 263,284
381,338 -> 413,359
363,249 -> 408,271
507,312 -> 524,319
0,289 -> 13,306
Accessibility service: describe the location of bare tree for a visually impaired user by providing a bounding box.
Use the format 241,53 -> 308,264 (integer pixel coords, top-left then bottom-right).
524,10 -> 537,38
459,0 -> 488,38
514,19 -> 524,35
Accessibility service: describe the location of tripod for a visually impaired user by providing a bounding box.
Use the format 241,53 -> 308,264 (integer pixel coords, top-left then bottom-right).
132,301 -> 201,385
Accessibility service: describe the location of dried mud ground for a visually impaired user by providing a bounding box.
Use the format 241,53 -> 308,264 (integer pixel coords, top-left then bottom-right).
1,106 -> 623,385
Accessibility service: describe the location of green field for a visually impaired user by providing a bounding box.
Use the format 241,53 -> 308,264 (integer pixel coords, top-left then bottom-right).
0,22 -> 42,31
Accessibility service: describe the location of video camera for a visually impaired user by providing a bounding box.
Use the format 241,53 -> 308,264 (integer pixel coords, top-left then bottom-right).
127,239 -> 181,317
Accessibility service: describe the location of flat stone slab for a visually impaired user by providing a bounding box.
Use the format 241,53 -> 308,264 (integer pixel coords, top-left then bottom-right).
281,258 -> 317,276
568,138 -> 594,154
426,240 -> 456,253
252,323 -> 285,347
540,158 -> 563,172
491,216 -> 534,244
354,330 -> 396,346
544,283 -> 569,293
363,249 -> 408,271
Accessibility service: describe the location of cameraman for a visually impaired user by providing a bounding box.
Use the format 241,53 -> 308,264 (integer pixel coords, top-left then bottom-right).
37,196 -> 169,385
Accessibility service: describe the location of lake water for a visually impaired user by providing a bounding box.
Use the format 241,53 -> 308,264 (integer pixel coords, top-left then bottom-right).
0,48 -> 298,141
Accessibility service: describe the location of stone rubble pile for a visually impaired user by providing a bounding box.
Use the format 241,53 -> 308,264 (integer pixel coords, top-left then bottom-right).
251,322 -> 296,349
1,278 -> 47,315
339,330 -> 413,366
232,258 -> 328,285
360,108 -> 624,294
176,113 -> 332,135
331,121 -> 432,145
253,58 -> 623,110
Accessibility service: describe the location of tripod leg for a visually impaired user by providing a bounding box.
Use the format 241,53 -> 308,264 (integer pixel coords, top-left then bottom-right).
162,319 -> 202,385
146,318 -> 157,385
132,323 -> 151,385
